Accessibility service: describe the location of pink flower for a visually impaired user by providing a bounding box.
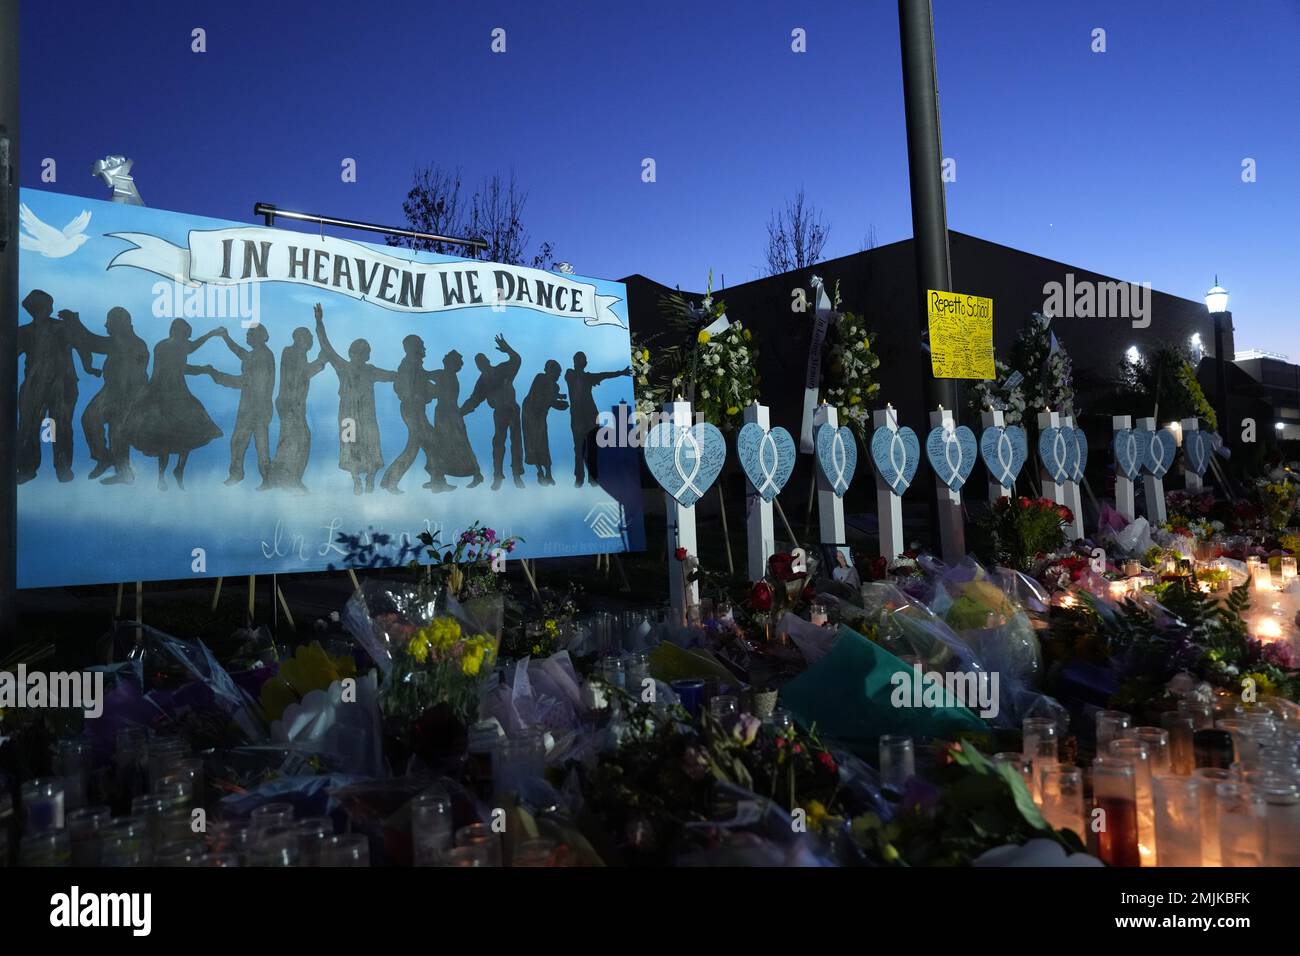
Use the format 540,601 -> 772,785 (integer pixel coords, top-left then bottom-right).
732,713 -> 761,746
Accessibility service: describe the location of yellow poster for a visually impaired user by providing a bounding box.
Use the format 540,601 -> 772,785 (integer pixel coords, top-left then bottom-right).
927,290 -> 995,379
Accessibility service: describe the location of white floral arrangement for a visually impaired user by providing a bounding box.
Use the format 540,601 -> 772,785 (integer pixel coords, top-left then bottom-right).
671,313 -> 759,432
823,302 -> 881,439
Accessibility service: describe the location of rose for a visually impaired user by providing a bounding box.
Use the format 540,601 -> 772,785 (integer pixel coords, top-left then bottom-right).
751,581 -> 774,612
732,713 -> 761,746
768,552 -> 796,581
674,547 -> 688,561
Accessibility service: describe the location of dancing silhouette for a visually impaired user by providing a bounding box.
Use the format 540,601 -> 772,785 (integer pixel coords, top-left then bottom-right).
269,306 -> 328,493
461,334 -> 524,490
16,290 -> 94,483
316,308 -> 394,495
428,350 -> 483,490
380,334 -> 440,494
209,324 -> 276,489
65,306 -> 149,485
522,359 -> 568,486
564,352 -> 631,487
123,318 -> 224,490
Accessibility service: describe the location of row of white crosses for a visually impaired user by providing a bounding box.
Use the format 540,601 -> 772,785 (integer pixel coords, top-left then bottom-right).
645,397 -> 1206,619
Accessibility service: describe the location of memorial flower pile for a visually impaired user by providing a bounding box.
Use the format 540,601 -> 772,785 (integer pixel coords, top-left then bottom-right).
822,288 -> 881,439
971,496 -> 1073,573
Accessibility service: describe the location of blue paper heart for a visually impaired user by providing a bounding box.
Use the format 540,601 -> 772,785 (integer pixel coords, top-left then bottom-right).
1070,426 -> 1088,483
1038,426 -> 1080,484
1144,427 -> 1177,479
870,425 -> 921,496
643,421 -> 726,508
925,424 -> 978,492
737,422 -> 795,502
1112,428 -> 1146,481
1183,430 -> 1212,476
978,424 -> 1028,488
814,424 -> 858,497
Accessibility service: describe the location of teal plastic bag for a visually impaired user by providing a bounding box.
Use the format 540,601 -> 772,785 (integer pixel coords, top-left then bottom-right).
780,626 -> 987,758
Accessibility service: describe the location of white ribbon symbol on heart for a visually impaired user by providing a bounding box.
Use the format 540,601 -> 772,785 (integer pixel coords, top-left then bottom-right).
829,428 -> 850,494
888,431 -> 909,493
672,427 -> 704,501
943,428 -> 963,481
1050,429 -> 1069,479
993,430 -> 1014,486
755,431 -> 782,498
1119,431 -> 1138,477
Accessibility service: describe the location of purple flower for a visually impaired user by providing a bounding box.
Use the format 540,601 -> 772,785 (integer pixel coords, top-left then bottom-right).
483,528 -> 497,543
731,712 -> 761,746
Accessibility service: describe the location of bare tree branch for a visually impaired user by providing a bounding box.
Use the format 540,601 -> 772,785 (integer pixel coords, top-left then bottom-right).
764,187 -> 830,276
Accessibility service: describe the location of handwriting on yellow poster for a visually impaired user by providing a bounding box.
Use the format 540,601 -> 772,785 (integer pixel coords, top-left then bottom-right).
927,290 -> 994,379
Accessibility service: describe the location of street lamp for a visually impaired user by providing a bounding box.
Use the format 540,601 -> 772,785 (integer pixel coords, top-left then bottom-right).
1206,276 -> 1231,438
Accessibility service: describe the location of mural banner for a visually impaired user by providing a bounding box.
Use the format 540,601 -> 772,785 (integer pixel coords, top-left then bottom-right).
16,189 -> 645,588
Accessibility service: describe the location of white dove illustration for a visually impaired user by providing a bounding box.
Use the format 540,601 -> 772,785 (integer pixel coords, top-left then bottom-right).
18,203 -> 92,258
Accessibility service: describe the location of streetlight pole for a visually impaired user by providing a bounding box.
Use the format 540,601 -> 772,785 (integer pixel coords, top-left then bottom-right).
898,0 -> 957,417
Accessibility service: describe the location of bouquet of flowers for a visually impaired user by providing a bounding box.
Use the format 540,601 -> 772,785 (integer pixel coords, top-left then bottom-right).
971,496 -> 1073,572
416,522 -> 519,602
821,282 -> 881,439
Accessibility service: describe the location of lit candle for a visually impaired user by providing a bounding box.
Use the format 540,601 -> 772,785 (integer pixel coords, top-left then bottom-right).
1281,556 -> 1297,584
809,603 -> 828,627
1253,563 -> 1273,592
1108,579 -> 1130,601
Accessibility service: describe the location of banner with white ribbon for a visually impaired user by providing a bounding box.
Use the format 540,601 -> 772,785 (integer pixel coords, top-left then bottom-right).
106,226 -> 625,327
799,276 -> 834,453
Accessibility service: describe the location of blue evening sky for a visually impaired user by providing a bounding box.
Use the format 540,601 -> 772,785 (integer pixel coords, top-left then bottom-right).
20,0 -> 1300,354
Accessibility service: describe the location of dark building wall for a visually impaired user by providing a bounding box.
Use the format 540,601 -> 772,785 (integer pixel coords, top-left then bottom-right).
622,233 -> 1217,443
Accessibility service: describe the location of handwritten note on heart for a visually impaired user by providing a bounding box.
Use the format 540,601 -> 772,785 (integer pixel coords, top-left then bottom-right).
870,425 -> 921,496
978,424 -> 1028,488
737,422 -> 795,502
926,424 -> 977,492
815,424 -> 858,497
643,421 -> 726,508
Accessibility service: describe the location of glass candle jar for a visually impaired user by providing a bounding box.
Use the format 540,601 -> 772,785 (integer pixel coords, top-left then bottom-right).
21,778 -> 66,833
513,838 -> 562,867
1151,774 -> 1201,866
467,720 -> 503,800
493,731 -> 546,799
1194,768 -> 1231,867
1178,697 -> 1216,731
411,788 -> 453,867
455,822 -> 501,867
1193,729 -> 1235,769
319,833 -> 370,867
809,603 -> 828,627
879,735 -> 915,791
66,805 -> 111,867
670,679 -> 705,719
1095,710 -> 1132,752
19,830 -> 71,867
708,695 -> 739,722
101,816 -> 153,867
248,802 -> 295,836
1092,756 -> 1140,867
1161,711 -> 1197,775
445,845 -> 491,867
246,825 -> 300,867
293,817 -> 335,866
1130,727 -> 1172,774
147,735 -> 189,791
153,840 -> 206,867
1022,717 -> 1058,762
993,752 -> 1035,794
1259,781 -> 1300,867
1216,781 -> 1264,867
1038,765 -> 1085,836
625,651 -> 651,697
54,739 -> 92,812
1109,739 -> 1157,865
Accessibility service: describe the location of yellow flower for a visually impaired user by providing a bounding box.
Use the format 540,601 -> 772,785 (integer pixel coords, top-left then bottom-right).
259,642 -> 357,722
408,636 -> 430,664
461,645 -> 486,677
697,330 -> 711,344
743,329 -> 752,341
849,395 -> 862,405
726,405 -> 739,416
